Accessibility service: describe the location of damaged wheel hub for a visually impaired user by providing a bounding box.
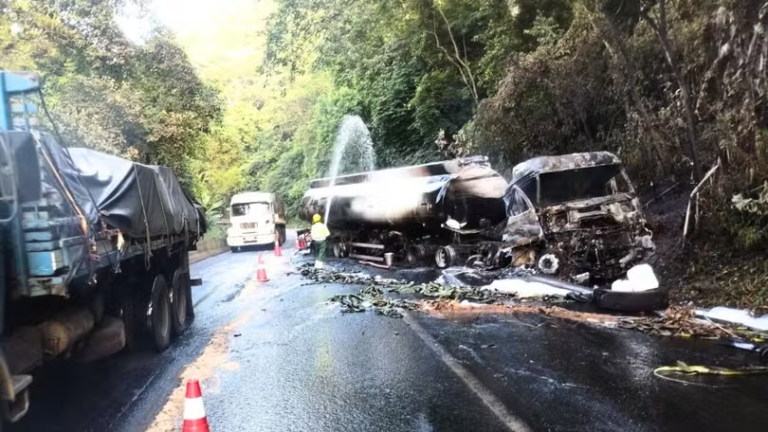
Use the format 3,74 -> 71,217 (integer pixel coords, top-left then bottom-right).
538,253 -> 560,275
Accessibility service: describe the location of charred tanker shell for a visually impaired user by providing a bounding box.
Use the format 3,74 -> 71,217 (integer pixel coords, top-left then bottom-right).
300,156 -> 508,231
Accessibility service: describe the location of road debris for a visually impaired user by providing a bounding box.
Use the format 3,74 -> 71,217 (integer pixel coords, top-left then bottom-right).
611,264 -> 659,292
720,339 -> 768,363
615,307 -> 766,339
652,361 -> 768,387
482,279 -> 572,299
695,307 -> 768,332
313,267 -> 764,341
656,362 -> 768,375
300,267 -> 402,286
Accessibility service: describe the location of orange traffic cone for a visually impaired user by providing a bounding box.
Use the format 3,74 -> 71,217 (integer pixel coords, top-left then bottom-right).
182,379 -> 209,432
274,240 -> 282,257
256,253 -> 269,282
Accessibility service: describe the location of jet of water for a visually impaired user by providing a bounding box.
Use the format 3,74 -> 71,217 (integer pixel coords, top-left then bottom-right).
325,115 -> 376,223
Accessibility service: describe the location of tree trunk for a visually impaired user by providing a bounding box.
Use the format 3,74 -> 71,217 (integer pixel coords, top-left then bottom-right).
641,0 -> 703,180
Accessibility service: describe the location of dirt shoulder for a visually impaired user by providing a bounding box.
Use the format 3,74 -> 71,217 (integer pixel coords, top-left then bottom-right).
646,187 -> 768,313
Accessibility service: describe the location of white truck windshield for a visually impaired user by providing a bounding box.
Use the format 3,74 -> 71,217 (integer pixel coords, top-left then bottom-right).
231,202 -> 271,217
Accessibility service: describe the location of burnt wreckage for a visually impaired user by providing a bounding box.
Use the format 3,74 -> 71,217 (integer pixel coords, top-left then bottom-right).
300,152 -> 654,281
501,152 -> 655,281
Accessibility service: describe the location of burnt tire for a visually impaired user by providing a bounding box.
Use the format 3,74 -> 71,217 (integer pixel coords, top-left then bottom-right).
406,245 -> 427,266
171,269 -> 191,337
594,288 -> 669,313
149,275 -> 172,352
435,245 -> 458,269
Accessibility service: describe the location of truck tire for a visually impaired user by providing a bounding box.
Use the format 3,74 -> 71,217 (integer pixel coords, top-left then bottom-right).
148,275 -> 172,352
435,245 -> 458,269
120,289 -> 142,352
594,288 -> 669,312
278,226 -> 287,246
170,269 -> 191,336
332,242 -> 348,258
406,245 -> 427,266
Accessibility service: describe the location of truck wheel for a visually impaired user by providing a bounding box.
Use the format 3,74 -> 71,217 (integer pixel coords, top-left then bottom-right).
537,252 -> 561,275
149,275 -> 172,352
594,288 -> 669,312
406,245 -> 427,266
435,245 -> 458,269
120,289 -> 142,351
332,242 -> 350,258
278,227 -> 287,246
170,269 -> 191,336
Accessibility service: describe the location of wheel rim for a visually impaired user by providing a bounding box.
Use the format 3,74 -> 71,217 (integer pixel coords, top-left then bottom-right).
152,276 -> 171,341
174,272 -> 188,327
157,292 -> 170,339
407,250 -> 417,264
436,248 -> 448,268
538,253 -> 560,275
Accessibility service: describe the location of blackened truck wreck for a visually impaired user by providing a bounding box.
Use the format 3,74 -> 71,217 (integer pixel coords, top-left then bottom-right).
299,151 -> 654,284
502,151 -> 655,283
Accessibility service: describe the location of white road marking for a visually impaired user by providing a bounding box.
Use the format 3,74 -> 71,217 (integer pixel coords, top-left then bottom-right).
403,312 -> 532,432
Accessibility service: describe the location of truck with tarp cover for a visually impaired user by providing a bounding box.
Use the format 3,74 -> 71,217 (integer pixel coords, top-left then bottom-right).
0,70 -> 206,425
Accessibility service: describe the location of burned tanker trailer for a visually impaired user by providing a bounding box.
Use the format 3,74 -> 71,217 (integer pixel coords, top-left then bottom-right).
299,156 -> 509,267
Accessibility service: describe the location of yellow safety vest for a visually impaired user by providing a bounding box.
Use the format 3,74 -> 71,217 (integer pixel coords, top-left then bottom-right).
311,222 -> 330,241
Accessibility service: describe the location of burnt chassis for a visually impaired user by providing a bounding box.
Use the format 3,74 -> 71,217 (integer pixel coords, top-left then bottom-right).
498,152 -> 655,282
301,156 -> 509,267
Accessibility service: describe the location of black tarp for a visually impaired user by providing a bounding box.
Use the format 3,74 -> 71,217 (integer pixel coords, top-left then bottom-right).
31,133 -> 203,240
64,147 -> 202,239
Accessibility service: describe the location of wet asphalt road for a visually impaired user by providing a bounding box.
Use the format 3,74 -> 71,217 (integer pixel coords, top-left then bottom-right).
10,232 -> 768,432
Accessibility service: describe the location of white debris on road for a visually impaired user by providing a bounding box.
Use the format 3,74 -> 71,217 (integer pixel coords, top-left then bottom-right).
481,279 -> 572,299
611,264 -> 659,292
695,307 -> 768,332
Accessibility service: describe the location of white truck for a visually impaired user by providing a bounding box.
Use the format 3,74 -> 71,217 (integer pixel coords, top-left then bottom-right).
226,192 -> 287,252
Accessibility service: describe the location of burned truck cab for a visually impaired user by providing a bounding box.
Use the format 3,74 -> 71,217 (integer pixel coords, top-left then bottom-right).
502,152 -> 655,282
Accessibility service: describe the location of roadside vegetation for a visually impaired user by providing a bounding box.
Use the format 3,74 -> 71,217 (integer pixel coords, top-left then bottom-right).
3,0 -> 768,308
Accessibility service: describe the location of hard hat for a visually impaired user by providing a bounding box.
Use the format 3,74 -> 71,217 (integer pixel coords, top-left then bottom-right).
312,214 -> 322,223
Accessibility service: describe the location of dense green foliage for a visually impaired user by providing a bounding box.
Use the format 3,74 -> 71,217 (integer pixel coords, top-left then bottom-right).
260,0 -> 768,306
0,0 -> 221,187
263,0 -> 768,247
7,0 -> 768,291
265,0 -> 574,167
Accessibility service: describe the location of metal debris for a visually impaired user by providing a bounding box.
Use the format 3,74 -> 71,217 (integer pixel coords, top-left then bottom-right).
615,307 -> 765,339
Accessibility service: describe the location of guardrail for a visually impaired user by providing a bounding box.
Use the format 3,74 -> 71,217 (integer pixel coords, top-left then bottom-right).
189,237 -> 228,264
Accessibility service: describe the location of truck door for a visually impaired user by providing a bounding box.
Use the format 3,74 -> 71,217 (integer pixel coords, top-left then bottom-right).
502,185 -> 542,246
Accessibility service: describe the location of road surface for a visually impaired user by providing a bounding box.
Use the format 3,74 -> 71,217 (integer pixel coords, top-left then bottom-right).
10,232 -> 768,432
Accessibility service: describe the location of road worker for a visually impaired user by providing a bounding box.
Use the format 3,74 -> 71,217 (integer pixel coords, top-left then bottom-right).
310,213 -> 330,269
